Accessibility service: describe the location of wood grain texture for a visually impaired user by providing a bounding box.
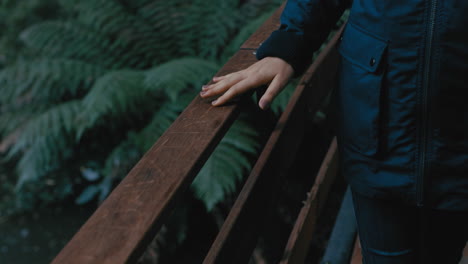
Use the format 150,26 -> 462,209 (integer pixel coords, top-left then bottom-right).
52,2 -> 345,263
52,3 -> 290,263
280,138 -> 339,264
278,26 -> 344,264
52,50 -> 258,264
203,25 -> 344,264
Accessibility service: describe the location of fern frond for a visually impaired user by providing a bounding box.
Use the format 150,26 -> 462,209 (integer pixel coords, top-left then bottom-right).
0,59 -> 106,107
68,0 -> 165,68
9,100 -> 81,158
20,21 -> 119,67
0,105 -> 48,137
136,92 -> 194,150
187,0 -> 241,60
71,0 -> 148,36
238,0 -> 283,20
134,0 -> 241,60
8,100 -> 82,187
77,70 -> 150,139
144,58 -> 218,101
219,11 -> 273,63
191,117 -> 261,211
99,93 -> 193,187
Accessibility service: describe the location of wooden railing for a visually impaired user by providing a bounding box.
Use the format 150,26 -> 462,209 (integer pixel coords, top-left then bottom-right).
52,3 -> 344,264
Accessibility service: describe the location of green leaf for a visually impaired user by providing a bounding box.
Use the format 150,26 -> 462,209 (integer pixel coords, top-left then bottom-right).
143,57 -> 218,101
191,118 -> 261,211
77,70 -> 148,139
0,59 -> 106,107
75,185 -> 100,205
10,101 -> 81,187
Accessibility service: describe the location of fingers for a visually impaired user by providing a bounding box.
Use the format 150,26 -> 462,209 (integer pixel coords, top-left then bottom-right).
212,75 -> 228,82
258,74 -> 289,110
211,77 -> 259,106
200,57 -> 294,108
201,73 -> 243,98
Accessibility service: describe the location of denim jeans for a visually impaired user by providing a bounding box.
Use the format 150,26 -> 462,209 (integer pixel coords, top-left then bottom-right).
351,190 -> 468,264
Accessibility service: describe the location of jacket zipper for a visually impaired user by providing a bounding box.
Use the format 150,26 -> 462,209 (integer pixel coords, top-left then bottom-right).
417,0 -> 438,207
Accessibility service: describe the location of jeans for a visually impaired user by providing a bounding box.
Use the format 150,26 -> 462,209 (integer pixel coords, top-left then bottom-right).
351,190 -> 468,264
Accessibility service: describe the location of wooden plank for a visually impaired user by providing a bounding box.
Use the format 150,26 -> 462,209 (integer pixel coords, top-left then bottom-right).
278,25 -> 344,264
52,50 -> 258,264
203,60 -> 308,264
203,24 -> 344,264
52,2 -> 291,263
280,138 -> 339,264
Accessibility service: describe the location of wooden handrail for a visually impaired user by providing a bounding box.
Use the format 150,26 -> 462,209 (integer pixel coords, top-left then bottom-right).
52,4 -> 286,264
52,2 -> 345,263
52,52 -> 255,264
203,25 -> 343,264
281,138 -> 339,264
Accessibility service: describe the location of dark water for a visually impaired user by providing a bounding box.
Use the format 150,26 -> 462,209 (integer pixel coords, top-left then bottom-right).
0,202 -> 95,264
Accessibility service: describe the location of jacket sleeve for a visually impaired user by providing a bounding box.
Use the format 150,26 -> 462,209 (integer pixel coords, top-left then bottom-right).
256,0 -> 352,74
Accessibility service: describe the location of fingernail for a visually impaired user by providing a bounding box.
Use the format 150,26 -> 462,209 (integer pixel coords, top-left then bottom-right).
211,100 -> 218,105
260,101 -> 270,110
202,85 -> 208,90
200,91 -> 206,96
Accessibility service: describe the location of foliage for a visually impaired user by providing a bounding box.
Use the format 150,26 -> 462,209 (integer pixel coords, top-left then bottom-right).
0,0 -> 286,221
0,0 -> 350,262
0,0 -> 65,67
191,114 -> 265,211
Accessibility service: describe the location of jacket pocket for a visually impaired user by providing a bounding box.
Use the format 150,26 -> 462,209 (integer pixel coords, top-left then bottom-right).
336,23 -> 388,156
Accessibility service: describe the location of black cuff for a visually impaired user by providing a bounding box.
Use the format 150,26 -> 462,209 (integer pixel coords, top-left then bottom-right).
255,30 -> 315,75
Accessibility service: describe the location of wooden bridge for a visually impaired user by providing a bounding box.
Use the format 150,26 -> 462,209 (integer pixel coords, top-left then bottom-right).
51,3 -> 468,264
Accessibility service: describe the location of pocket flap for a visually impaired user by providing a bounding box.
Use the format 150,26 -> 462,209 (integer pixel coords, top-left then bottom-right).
338,23 -> 388,73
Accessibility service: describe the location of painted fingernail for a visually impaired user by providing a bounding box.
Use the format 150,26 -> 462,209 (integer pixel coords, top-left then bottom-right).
202,85 -> 209,90
200,91 -> 206,96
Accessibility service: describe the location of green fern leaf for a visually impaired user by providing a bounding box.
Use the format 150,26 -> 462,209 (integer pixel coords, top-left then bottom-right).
20,21 -> 119,67
191,118 -> 261,211
239,0 -> 284,19
144,58 -> 218,101
189,0 -> 241,60
0,59 -> 106,107
10,100 -> 82,187
100,93 -> 194,185
219,11 -> 273,63
76,70 -> 150,139
0,105 -> 48,138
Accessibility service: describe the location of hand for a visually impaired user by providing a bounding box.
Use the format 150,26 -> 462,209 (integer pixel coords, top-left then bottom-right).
199,57 -> 294,110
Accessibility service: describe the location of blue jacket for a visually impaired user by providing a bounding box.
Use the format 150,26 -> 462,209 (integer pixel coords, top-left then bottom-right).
257,0 -> 468,211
